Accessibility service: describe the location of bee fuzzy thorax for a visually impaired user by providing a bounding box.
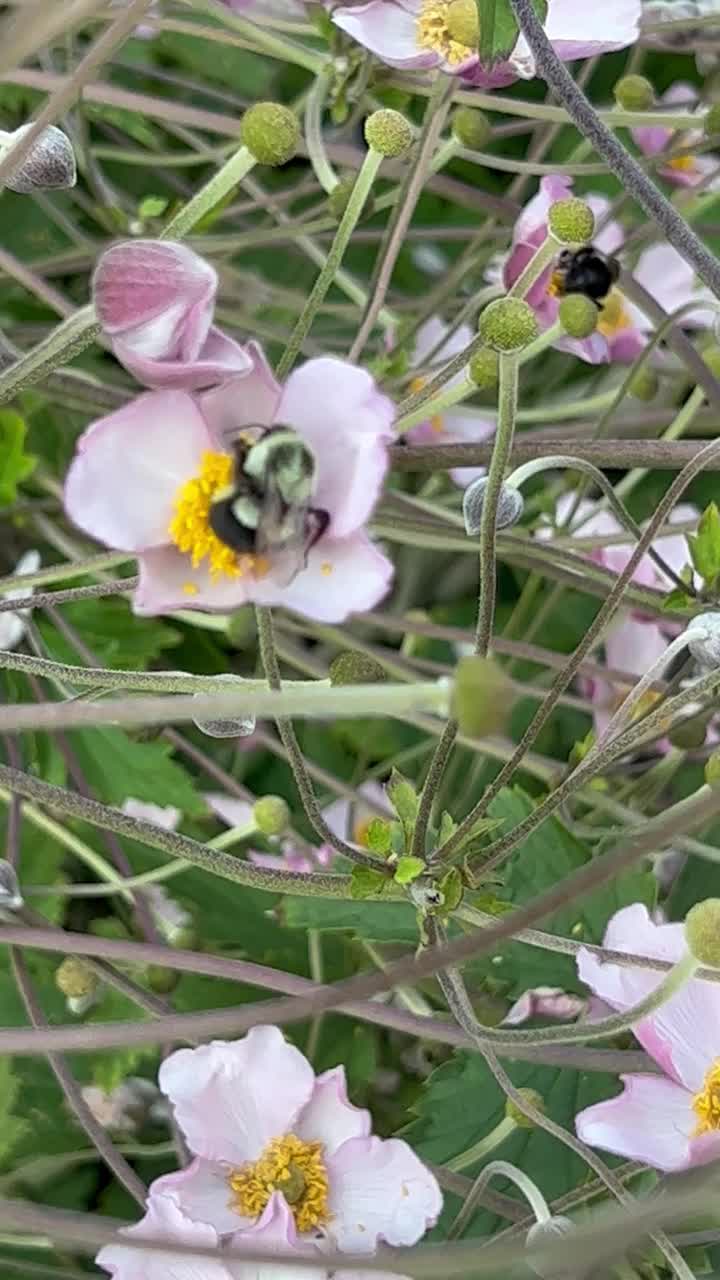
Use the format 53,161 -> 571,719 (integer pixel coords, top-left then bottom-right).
550,245 -> 620,308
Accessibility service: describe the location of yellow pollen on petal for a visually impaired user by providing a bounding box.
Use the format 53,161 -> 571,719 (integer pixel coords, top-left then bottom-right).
168,451 -> 250,581
182,582 -> 199,596
597,287 -> 631,339
668,153 -> 696,173
417,0 -> 475,64
693,1061 -> 720,1135
321,561 -> 333,576
409,373 -> 445,434
353,817 -> 373,847
228,1133 -> 330,1233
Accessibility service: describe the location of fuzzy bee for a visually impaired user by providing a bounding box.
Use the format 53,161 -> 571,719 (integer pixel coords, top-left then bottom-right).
209,427 -> 329,585
550,245 -> 621,309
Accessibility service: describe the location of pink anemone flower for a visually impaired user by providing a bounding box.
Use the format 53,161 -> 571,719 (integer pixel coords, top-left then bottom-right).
632,83 -> 720,191
151,1025 -> 442,1252
64,345 -> 394,622
404,317 -> 494,487
575,904 -> 720,1172
93,240 -> 252,390
331,0 -> 640,86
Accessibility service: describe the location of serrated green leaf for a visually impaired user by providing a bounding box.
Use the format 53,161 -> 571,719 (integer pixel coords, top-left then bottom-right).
478,0 -> 547,64
687,503 -> 720,584
662,586 -> 695,612
68,727 -> 205,816
38,597 -> 179,671
438,811 -> 457,845
0,410 -> 35,504
394,855 -> 425,885
387,769 -> 418,829
366,817 -> 393,856
438,866 -> 463,912
284,894 -> 417,942
350,865 -> 389,900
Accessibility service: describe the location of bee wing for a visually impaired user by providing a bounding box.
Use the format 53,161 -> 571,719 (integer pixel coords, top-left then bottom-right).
254,483 -> 310,586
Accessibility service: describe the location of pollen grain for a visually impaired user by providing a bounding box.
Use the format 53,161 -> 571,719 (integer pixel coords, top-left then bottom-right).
229,1133 -> 329,1233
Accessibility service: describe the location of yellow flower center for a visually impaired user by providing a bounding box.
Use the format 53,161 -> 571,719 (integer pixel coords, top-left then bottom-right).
229,1133 -> 330,1233
417,0 -> 476,64
353,816 -> 373,847
597,287 -> 631,338
693,1061 -> 720,1135
668,153 -> 696,173
409,374 -> 445,434
168,450 -> 257,582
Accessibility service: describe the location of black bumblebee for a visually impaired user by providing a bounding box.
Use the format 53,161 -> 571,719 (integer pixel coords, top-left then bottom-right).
209,426 -> 329,585
550,245 -> 620,309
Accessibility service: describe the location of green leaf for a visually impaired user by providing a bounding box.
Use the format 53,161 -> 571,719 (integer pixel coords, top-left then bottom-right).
283,894 -> 417,942
350,865 -> 390,900
0,410 -> 35,504
68,727 -> 205,815
687,503 -> 719,584
438,866 -> 464,912
662,586 -> 695,613
394,855 -> 426,885
366,818 -> 393,856
478,0 -> 547,64
387,769 -> 418,831
138,195 -> 169,219
0,1058 -> 29,1165
38,598 -> 179,671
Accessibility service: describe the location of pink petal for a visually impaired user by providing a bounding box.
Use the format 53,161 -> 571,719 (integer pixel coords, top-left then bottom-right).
154,1158 -> 246,1236
158,1028 -> 315,1164
227,1195 -> 328,1280
134,546 -> 252,616
633,82 -> 699,157
248,533 -> 393,623
633,243 -> 716,328
296,1067 -> 371,1157
324,1136 -> 442,1253
577,904 -> 720,1089
412,318 -> 474,369
205,794 -> 255,829
543,0 -> 640,57
503,987 -> 585,1027
201,343 -> 281,445
64,390 -> 211,552
322,782 -> 392,845
277,358 -> 393,538
575,1074 -> 697,1172
93,240 -> 217,363
96,1192 -> 230,1280
115,326 -> 252,392
332,0 -> 437,69
121,798 -> 181,830
514,174 -> 573,248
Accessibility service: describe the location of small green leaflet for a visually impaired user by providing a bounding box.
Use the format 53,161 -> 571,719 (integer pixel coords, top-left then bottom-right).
478,0 -> 547,64
687,502 -> 720,586
0,410 -> 35,505
394,855 -> 425,885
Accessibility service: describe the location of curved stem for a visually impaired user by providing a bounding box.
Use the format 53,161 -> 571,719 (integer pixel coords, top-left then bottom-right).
304,67 -> 337,195
475,353 -> 519,656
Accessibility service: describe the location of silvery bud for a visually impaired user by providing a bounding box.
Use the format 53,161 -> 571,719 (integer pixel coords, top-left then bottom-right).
463,477 -> 524,536
687,614 -> 720,671
192,674 -> 256,739
526,1216 -> 575,1279
0,124 -> 76,194
0,861 -> 23,915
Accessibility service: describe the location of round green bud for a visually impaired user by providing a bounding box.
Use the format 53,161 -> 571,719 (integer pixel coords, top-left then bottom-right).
613,74 -> 655,112
445,0 -> 479,48
703,345 -> 720,379
468,346 -> 499,390
548,197 -> 595,246
478,297 -> 538,353
241,103 -> 300,167
451,106 -> 491,151
685,899 -> 720,968
253,794 -> 291,837
628,366 -> 659,401
147,965 -> 180,995
557,293 -> 598,339
669,710 -> 711,751
329,650 -> 388,686
526,1217 -> 574,1278
506,1087 -> 545,1129
226,606 -> 256,650
452,655 -> 513,738
56,957 -> 98,1000
170,924 -> 199,952
705,103 -> 720,137
328,175 -> 375,222
364,109 -> 414,158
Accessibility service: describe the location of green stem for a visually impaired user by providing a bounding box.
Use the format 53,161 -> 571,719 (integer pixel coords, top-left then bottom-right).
519,319 -> 563,364
0,552 -> 132,594
474,352 -> 520,656
395,375 -> 475,433
162,147 -> 257,238
275,147 -> 383,379
507,234 -> 557,299
613,383 -> 706,503
446,1117 -> 517,1172
0,650 -> 321,697
197,0 -> 324,73
305,67 -> 337,195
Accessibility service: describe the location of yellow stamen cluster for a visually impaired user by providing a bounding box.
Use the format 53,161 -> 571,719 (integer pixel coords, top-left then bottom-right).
668,153 -> 696,173
409,374 -> 444,434
229,1134 -> 330,1233
168,450 -> 249,580
597,287 -> 631,338
417,0 -> 475,64
693,1061 -> 720,1135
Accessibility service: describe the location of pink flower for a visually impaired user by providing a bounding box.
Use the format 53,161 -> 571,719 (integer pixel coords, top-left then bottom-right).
64,350 -> 394,622
632,83 -> 719,191
632,240 -> 716,330
152,1025 -> 442,1251
331,0 -> 640,85
502,986 -> 586,1027
92,240 -> 252,390
404,318 -> 494,487
575,904 -> 720,1172
322,780 -> 393,852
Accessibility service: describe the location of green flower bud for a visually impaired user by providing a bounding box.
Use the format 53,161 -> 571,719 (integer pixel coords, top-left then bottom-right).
446,0 -> 479,47
452,655 -> 513,739
628,366 -> 659,401
328,175 -> 375,221
170,924 -> 199,951
613,74 -> 654,112
364,109 -> 414,158
55,957 -> 98,1000
477,297 -> 538,353
548,198 -> 595,246
668,710 -> 711,750
241,103 -> 300,167
706,103 -> 720,137
703,345 -> 720,379
685,899 -> 720,967
253,795 -> 291,837
452,106 -> 491,151
506,1087 -> 545,1128
147,965 -> 180,995
329,650 -> 388,685
468,346 -> 499,390
557,293 -> 598,339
